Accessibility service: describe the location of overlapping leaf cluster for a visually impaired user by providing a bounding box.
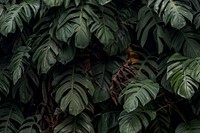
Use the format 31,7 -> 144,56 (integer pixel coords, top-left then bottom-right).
0,0 -> 200,132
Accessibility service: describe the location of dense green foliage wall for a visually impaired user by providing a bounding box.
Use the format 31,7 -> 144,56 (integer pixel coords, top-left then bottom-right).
0,0 -> 200,132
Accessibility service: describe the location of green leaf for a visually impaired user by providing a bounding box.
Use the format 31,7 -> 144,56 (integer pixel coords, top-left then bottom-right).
0,102 -> 24,133
104,25 -> 131,55
189,57 -> 200,83
146,107 -> 171,133
170,26 -> 200,57
90,3 -> 118,46
98,111 -> 120,133
8,46 -> 31,84
92,61 -> 112,103
32,38 -> 59,74
74,21 -> 91,48
57,44 -> 76,65
119,79 -> 159,112
97,0 -> 112,5
175,119 -> 200,133
54,113 -> 95,133
43,0 -> 63,7
131,50 -> 158,81
56,23 -> 75,44
0,71 -> 11,98
137,6 -> 160,47
193,11 -> 200,29
119,109 -> 156,133
150,0 -> 193,29
12,68 -> 38,104
53,64 -> 95,116
18,115 -> 42,133
167,53 -> 199,99
55,2 -> 98,48
0,1 -> 39,36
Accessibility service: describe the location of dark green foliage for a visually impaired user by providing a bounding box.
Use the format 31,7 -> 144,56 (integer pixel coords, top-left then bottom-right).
0,0 -> 200,132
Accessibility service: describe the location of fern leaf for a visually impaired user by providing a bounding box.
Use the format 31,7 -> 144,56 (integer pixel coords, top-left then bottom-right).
0,102 -> 24,133
8,46 -> 31,84
53,64 -> 95,116
175,119 -> 200,133
0,1 -> 39,36
119,109 -> 156,133
148,0 -> 193,29
54,113 -> 95,133
119,79 -> 159,112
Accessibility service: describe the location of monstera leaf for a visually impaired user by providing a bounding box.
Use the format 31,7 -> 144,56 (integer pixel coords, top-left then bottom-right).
32,38 -> 59,74
0,1 -> 39,36
131,49 -> 158,81
170,26 -> 200,57
55,2 -> 98,48
97,111 -> 120,133
97,0 -> 112,5
0,71 -> 11,98
12,68 -> 38,104
8,46 -> 31,84
119,79 -> 159,112
104,8 -> 135,55
148,0 -> 193,29
57,44 -> 76,65
53,64 -> 95,116
0,102 -> 24,133
193,11 -> 200,29
54,113 -> 94,133
175,119 -> 200,133
147,107 -> 171,133
43,0 -> 63,7
90,2 -> 118,46
91,61 -> 113,103
167,53 -> 199,99
17,115 -> 42,133
119,109 -> 156,133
